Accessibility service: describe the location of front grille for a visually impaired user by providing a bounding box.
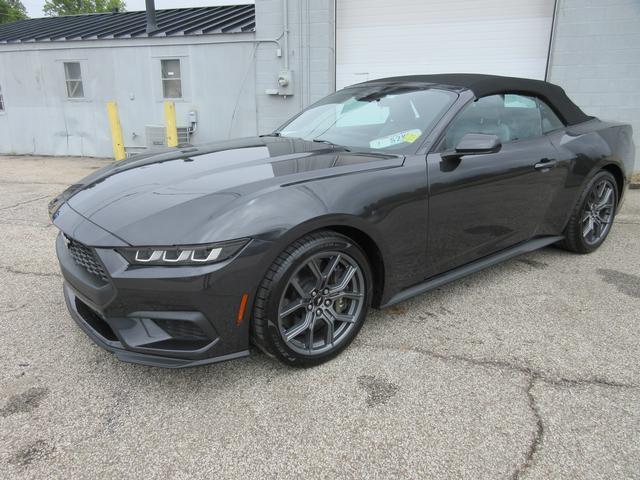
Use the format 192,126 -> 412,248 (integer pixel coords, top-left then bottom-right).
66,236 -> 109,282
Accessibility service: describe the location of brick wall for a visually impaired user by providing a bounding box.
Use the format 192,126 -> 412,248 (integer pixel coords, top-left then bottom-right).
548,0 -> 640,171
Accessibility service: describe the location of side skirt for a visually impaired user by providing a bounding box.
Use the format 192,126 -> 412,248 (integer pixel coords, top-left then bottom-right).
381,235 -> 564,308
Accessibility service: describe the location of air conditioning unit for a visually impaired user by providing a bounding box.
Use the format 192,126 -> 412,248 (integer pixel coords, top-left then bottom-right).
145,125 -> 191,149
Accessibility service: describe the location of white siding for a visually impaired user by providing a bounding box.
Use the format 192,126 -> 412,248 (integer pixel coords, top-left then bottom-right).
0,0 -> 341,157
336,0 -> 555,89
254,0 -> 336,134
0,38 -> 258,157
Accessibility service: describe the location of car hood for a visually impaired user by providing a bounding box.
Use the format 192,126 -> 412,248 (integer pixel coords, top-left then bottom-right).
57,136 -> 403,246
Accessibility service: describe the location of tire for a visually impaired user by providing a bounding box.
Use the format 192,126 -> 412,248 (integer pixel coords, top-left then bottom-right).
559,170 -> 618,254
252,230 -> 372,367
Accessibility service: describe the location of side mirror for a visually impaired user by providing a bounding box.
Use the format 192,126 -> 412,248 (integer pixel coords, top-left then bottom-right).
442,133 -> 501,160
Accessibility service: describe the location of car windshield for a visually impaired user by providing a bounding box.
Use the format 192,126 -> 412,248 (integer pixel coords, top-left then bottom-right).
276,86 -> 457,152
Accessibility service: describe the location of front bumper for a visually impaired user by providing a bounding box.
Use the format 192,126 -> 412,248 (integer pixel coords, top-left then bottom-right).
53,207 -> 267,368
64,284 -> 249,368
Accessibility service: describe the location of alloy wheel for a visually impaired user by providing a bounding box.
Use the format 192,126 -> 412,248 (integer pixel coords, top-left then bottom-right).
582,178 -> 616,245
277,251 -> 365,355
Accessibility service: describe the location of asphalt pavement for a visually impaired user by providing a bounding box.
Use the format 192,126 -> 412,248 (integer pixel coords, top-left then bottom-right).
1,155 -> 639,479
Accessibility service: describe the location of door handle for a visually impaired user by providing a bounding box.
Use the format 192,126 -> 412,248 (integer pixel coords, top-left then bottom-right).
534,158 -> 558,170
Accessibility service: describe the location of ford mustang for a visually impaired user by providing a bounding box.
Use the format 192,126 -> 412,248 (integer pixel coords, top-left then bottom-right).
49,74 -> 635,368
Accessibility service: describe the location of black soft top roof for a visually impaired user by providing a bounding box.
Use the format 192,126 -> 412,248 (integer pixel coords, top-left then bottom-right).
357,73 -> 591,125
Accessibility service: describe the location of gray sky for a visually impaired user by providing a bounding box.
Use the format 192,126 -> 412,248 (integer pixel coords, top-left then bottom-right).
22,0 -> 254,18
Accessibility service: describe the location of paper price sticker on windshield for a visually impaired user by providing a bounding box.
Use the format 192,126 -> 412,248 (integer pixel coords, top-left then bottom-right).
369,129 -> 422,149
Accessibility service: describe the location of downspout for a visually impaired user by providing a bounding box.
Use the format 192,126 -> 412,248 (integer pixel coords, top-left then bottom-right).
333,0 -> 337,92
544,0 -> 559,81
283,0 -> 289,71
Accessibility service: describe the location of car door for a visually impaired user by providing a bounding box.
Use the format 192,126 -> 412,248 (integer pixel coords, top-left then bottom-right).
425,93 -> 567,277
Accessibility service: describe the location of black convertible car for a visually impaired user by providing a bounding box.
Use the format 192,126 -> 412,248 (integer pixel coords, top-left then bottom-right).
49,74 -> 634,368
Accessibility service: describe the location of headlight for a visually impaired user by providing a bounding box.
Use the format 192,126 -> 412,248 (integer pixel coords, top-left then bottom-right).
117,238 -> 249,266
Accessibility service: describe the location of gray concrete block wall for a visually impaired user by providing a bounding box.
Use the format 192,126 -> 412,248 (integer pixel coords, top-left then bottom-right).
548,0 -> 640,171
254,0 -> 335,134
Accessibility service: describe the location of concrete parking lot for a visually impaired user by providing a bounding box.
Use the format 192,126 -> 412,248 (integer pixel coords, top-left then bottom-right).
0,154 -> 639,479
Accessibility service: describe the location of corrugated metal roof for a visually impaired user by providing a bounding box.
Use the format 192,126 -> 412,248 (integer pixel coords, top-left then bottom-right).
0,5 -> 255,44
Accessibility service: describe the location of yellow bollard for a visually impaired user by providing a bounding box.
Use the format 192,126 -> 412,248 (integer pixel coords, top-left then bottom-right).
106,101 -> 126,161
164,101 -> 178,147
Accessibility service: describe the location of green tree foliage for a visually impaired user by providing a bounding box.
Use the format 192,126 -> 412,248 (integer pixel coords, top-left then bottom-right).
43,0 -> 126,17
0,0 -> 28,24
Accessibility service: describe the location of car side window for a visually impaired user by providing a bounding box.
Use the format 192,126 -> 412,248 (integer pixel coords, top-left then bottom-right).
442,93 -> 564,150
537,98 -> 565,133
501,94 -> 543,142
442,95 -> 510,149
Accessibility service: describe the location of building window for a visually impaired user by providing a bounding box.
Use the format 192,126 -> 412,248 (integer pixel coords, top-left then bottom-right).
0,84 -> 4,112
161,59 -> 182,99
64,62 -> 84,98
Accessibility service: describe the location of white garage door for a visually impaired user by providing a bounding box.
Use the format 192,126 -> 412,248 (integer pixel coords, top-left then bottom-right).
336,0 -> 556,89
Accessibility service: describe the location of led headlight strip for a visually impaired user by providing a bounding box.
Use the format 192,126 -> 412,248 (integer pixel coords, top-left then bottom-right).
118,239 -> 249,266
135,248 -> 222,263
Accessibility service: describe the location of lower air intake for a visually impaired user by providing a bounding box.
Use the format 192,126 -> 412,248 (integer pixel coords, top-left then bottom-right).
153,318 -> 208,340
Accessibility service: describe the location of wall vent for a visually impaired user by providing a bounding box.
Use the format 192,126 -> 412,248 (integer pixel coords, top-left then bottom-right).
144,125 -> 190,149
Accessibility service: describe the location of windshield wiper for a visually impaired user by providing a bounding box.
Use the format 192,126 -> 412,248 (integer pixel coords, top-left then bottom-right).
312,138 -> 350,152
259,132 -> 281,137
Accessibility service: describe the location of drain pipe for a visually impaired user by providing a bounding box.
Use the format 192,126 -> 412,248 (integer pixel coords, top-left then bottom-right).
283,0 -> 289,70
145,0 -> 158,34
544,0 -> 559,81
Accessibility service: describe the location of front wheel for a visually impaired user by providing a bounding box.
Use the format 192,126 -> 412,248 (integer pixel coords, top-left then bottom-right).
560,170 -> 618,253
252,231 -> 372,367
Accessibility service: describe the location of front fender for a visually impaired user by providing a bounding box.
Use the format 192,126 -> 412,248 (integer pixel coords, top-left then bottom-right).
205,156 -> 430,306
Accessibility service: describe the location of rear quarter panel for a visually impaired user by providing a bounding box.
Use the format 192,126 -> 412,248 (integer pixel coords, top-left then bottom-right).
546,119 -> 634,230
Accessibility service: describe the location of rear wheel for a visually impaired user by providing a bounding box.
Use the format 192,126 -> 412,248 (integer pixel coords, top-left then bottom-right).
560,170 -> 618,253
252,231 -> 372,366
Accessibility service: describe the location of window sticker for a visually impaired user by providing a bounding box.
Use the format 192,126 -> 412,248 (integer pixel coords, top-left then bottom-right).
369,129 -> 422,149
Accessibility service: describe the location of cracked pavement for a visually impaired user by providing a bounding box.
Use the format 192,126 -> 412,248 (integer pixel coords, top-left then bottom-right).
0,155 -> 639,479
